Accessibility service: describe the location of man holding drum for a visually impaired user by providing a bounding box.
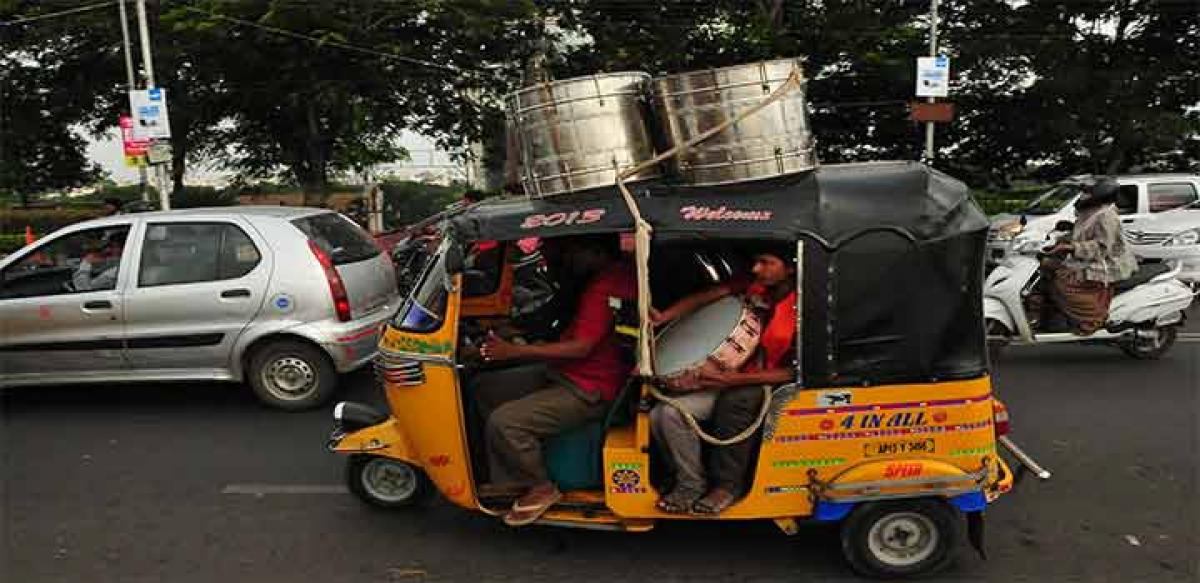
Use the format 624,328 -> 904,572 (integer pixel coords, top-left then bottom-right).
649,245 -> 797,515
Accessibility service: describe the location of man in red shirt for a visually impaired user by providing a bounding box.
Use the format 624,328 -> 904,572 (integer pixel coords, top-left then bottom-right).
477,234 -> 635,526
649,245 -> 797,515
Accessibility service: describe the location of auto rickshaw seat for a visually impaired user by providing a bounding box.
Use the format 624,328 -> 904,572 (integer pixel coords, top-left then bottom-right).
544,376 -> 639,491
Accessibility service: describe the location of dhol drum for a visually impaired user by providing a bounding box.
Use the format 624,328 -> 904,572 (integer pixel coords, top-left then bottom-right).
654,295 -> 764,385
651,295 -> 774,445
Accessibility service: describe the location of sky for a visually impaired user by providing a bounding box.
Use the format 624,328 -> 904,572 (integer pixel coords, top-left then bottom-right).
87,129 -> 450,186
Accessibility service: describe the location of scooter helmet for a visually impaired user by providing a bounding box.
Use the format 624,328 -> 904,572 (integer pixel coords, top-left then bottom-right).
1075,177 -> 1119,211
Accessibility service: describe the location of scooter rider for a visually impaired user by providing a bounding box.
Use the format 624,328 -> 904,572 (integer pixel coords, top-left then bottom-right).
1030,178 -> 1136,335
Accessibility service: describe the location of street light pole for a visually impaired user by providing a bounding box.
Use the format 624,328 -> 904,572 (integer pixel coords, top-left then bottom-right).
925,0 -> 939,161
134,0 -> 170,210
117,0 -> 150,202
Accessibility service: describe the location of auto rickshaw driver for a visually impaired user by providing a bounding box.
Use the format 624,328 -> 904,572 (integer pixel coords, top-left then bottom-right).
649,244 -> 798,515
472,234 -> 636,526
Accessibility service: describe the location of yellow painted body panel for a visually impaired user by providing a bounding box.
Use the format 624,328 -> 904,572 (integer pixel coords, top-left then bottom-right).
368,278 -> 479,510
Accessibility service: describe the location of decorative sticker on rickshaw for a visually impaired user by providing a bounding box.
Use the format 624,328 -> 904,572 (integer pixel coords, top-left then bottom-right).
679,205 -> 773,222
950,444 -> 995,457
383,336 -> 453,355
773,458 -> 846,469
427,454 -> 451,467
775,418 -> 992,443
883,462 -> 924,479
609,462 -> 647,494
838,411 -> 927,430
765,485 -> 808,495
519,209 -> 606,229
816,390 -> 853,408
863,438 -> 935,457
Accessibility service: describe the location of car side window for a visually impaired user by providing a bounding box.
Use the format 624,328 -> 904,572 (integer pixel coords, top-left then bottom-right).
139,223 -> 261,287
1148,183 -> 1199,213
0,226 -> 131,300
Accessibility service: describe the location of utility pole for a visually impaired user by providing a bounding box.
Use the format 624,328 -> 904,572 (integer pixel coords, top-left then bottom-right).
925,0 -> 939,161
118,0 -> 150,202
135,0 -> 170,210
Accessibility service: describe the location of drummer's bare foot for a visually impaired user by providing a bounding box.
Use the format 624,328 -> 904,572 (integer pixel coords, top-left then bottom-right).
655,488 -> 701,514
692,487 -> 736,515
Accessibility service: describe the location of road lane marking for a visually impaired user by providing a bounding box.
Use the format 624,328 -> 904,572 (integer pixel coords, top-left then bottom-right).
222,484 -> 348,495
1178,333 -> 1200,343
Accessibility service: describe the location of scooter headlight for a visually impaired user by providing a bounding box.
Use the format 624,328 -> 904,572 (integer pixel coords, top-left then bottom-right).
1166,229 -> 1200,247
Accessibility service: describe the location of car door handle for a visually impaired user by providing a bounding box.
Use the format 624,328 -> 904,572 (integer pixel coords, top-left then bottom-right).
220,288 -> 252,298
83,300 -> 112,310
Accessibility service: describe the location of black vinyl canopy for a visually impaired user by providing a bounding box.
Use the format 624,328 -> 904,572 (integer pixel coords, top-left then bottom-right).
449,161 -> 988,247
449,161 -> 990,388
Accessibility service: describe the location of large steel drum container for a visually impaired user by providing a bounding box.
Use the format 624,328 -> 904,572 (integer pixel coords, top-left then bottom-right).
651,58 -> 816,186
506,72 -> 661,198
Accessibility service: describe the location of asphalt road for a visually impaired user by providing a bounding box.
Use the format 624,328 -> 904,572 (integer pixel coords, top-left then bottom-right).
3,325 -> 1197,582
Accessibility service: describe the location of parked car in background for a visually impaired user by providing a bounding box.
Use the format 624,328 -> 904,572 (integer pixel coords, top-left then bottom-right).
0,207 -> 399,410
987,174 -> 1200,265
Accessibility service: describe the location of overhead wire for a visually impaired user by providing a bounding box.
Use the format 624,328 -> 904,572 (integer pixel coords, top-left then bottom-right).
171,3 -> 463,73
0,1 -> 117,27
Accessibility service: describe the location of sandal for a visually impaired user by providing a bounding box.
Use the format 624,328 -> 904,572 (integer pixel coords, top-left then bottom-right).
691,487 -> 737,516
654,489 -> 700,514
503,485 -> 561,527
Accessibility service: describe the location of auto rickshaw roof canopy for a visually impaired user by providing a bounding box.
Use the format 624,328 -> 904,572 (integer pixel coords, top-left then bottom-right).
448,161 -> 988,247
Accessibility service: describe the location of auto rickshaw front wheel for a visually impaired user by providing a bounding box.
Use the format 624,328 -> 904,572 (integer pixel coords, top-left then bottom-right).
840,499 -> 960,579
346,455 -> 431,509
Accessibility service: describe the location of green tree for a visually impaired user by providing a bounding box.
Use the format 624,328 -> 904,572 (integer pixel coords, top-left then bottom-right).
170,0 -> 541,202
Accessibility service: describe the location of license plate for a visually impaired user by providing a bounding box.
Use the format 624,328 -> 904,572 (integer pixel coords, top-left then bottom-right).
863,438 -> 935,457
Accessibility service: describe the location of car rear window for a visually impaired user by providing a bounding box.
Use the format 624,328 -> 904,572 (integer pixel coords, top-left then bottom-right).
291,213 -> 380,265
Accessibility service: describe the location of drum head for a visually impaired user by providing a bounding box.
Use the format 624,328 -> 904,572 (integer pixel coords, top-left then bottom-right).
654,295 -> 746,376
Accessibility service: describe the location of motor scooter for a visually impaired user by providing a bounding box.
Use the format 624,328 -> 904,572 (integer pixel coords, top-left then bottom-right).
984,238 -> 1194,359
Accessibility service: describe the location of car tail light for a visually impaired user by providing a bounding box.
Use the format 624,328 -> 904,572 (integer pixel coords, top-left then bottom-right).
309,240 -> 352,322
992,399 -> 1011,437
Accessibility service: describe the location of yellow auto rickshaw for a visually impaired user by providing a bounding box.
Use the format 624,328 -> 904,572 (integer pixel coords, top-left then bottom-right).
327,161 -> 1050,578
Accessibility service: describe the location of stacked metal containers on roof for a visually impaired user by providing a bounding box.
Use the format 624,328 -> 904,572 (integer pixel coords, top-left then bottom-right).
505,58 -> 816,198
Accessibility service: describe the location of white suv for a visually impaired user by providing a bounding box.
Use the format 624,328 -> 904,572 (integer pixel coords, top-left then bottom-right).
988,174 -> 1200,263
1121,176 -> 1200,283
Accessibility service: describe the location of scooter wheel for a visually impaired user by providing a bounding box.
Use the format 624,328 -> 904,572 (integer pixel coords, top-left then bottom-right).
1120,326 -> 1177,360
840,499 -> 960,579
346,455 -> 431,509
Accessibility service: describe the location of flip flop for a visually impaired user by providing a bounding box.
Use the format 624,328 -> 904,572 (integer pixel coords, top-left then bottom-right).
503,489 -> 562,527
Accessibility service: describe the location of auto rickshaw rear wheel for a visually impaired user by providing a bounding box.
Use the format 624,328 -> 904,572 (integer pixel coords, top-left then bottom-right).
840,499 -> 960,579
346,455 -> 431,509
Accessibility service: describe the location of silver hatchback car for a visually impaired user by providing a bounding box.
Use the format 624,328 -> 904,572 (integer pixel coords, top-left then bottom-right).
0,207 -> 399,410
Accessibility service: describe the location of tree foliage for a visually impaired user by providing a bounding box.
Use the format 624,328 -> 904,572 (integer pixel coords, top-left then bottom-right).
1,0 -> 1196,201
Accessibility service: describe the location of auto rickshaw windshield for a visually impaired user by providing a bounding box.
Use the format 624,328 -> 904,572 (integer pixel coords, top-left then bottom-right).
393,245 -> 450,333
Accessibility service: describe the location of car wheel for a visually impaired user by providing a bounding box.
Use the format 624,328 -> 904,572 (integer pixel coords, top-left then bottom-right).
346,455 -> 430,509
247,339 -> 337,411
840,499 -> 960,579
1120,325 -> 1177,360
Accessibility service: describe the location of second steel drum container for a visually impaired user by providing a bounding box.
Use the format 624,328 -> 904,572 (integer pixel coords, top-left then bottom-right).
506,72 -> 661,198
651,58 -> 816,186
